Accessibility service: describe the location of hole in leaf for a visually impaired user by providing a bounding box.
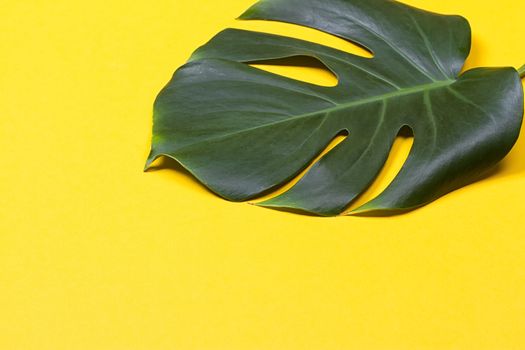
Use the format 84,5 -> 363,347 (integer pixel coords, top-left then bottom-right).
249,55 -> 338,87
344,126 -> 414,214
230,19 -> 374,58
253,129 -> 349,202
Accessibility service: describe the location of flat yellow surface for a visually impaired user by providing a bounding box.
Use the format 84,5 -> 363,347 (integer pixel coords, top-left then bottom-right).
1,1 -> 525,349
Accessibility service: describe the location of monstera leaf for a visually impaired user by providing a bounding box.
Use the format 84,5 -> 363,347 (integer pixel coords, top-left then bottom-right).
145,0 -> 524,216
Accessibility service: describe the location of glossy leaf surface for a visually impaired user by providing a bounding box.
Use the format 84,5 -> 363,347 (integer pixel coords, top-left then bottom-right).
146,0 -> 524,216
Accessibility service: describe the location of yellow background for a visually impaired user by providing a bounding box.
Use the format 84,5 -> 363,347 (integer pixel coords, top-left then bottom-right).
1,0 -> 525,349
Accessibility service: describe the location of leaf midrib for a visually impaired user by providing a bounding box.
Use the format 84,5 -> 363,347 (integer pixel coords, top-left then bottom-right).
171,79 -> 455,154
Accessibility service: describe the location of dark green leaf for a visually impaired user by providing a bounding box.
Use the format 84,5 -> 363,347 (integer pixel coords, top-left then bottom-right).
146,0 -> 524,216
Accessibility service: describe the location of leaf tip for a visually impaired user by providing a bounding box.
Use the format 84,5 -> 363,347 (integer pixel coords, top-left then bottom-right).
347,199 -> 391,216
143,151 -> 159,172
518,64 -> 525,79
253,198 -> 281,208
237,2 -> 260,20
347,204 -> 377,216
253,197 -> 301,212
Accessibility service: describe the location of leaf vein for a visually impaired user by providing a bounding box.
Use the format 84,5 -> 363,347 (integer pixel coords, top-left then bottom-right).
346,11 -> 437,82
446,86 -> 497,124
404,10 -> 449,79
170,80 -> 453,154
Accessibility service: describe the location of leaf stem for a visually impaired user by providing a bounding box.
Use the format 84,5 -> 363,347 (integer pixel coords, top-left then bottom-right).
519,64 -> 525,79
